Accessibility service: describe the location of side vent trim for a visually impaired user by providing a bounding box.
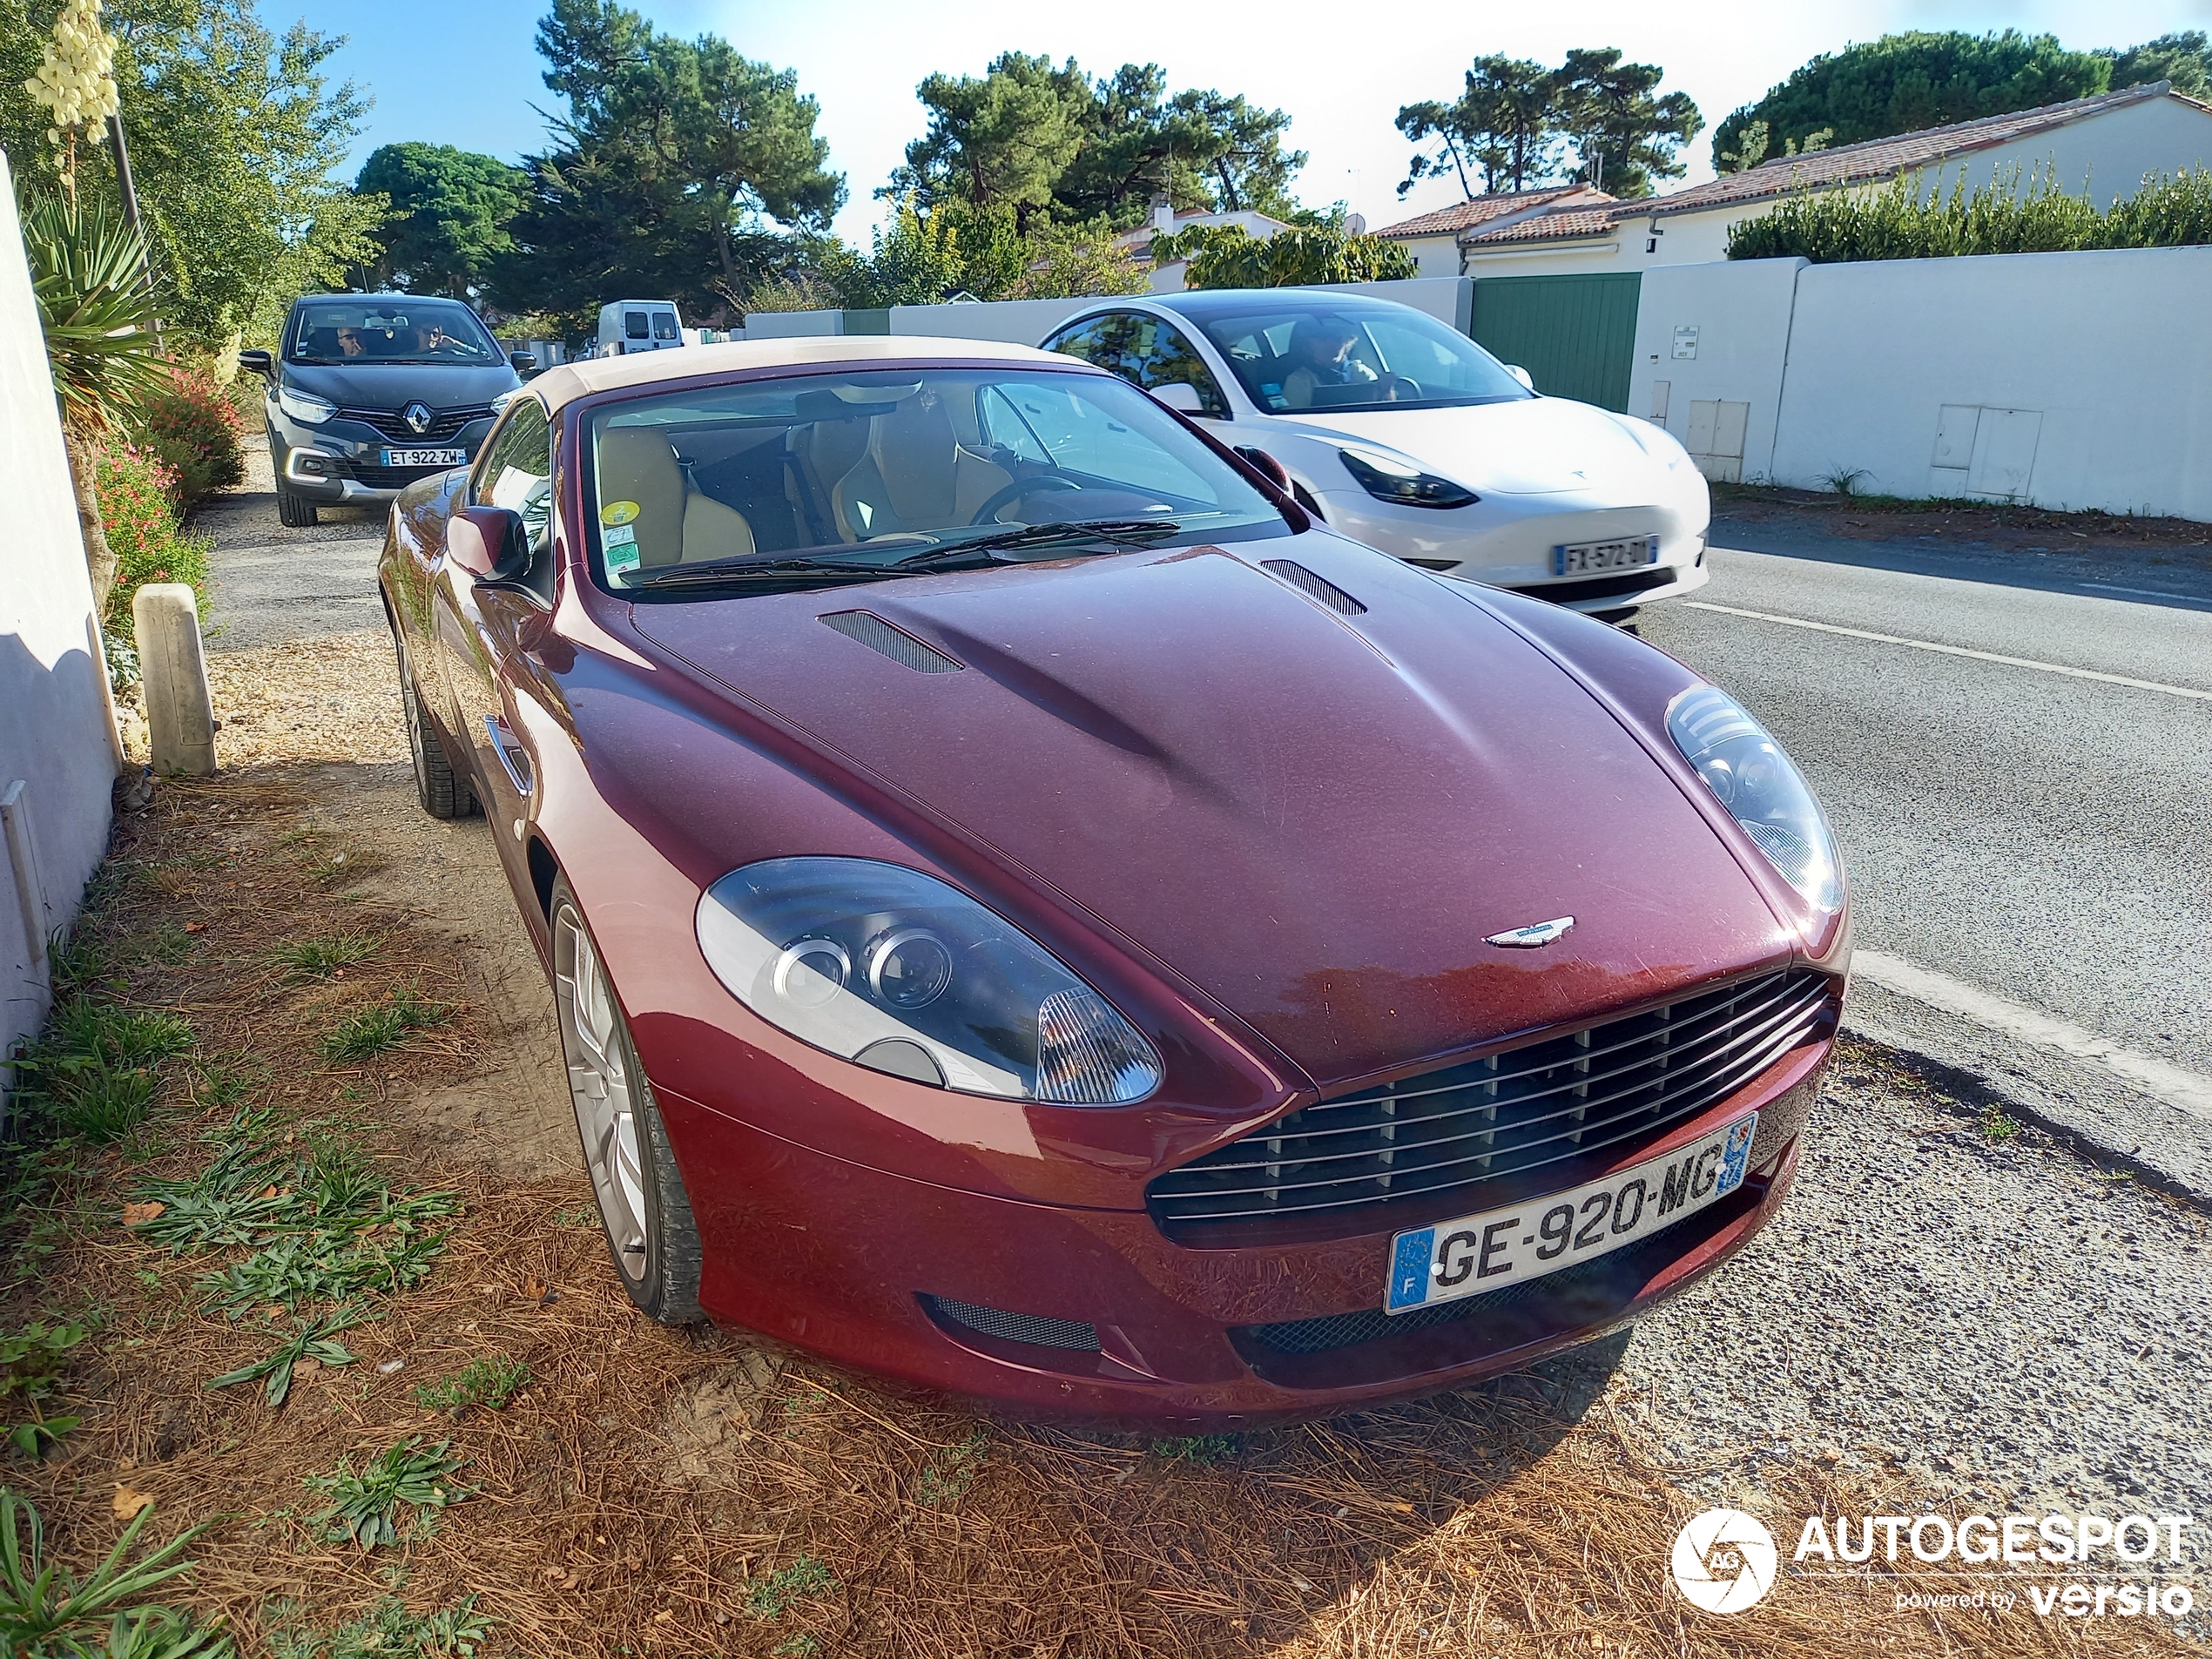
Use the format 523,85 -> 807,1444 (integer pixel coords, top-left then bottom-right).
1261,560 -> 1367,616
819,610 -> 963,672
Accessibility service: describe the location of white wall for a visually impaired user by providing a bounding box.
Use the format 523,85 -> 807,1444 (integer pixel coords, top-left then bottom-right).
889,296 -> 1093,344
0,151 -> 120,1069
1627,259 -> 1807,482
1770,246 -> 2212,516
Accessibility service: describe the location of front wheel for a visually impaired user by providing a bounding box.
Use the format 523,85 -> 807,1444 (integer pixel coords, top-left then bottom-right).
277,487 -> 318,528
551,878 -> 704,1325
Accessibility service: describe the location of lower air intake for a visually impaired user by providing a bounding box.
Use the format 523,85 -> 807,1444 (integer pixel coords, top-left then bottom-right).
920,1294 -> 1101,1352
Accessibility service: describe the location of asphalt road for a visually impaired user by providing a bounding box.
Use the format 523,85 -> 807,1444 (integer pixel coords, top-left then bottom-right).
1639,527 -> 2212,1198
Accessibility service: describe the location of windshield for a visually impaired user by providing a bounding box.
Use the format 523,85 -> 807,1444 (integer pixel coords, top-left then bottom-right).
286,300 -> 502,366
1189,301 -> 1532,415
585,367 -> 1288,598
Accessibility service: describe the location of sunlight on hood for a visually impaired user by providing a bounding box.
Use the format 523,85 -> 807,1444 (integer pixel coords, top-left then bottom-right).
1296,398 -> 1661,496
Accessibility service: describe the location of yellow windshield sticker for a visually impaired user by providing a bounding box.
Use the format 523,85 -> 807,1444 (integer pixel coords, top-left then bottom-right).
601,500 -> 641,526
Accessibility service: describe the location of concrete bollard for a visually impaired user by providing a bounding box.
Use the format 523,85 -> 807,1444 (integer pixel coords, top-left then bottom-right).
132,583 -> 218,776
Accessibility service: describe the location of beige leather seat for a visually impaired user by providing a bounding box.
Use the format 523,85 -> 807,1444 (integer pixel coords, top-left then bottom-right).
818,394 -> 1012,542
596,427 -> 755,569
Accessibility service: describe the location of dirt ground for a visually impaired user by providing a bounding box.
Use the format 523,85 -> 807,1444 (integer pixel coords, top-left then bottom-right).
1710,483 -> 2212,569
5,628 -> 2194,1656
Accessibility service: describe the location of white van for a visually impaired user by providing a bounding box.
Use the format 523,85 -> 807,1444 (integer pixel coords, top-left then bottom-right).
596,300 -> 685,356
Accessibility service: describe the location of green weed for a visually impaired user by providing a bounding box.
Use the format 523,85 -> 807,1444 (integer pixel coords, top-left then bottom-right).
206,1308 -> 365,1407
1150,1434 -> 1238,1465
266,1593 -> 489,1659
916,1427 -> 988,1507
0,1323 -> 85,1457
115,919 -> 196,967
273,932 -> 381,982
772,1638 -> 821,1658
303,1439 -> 474,1550
745,1555 -> 835,1620
53,1062 -> 158,1143
0,1492 -> 226,1656
414,1357 -> 529,1413
194,1226 -> 446,1318
1979,1104 -> 2020,1141
320,990 -> 453,1063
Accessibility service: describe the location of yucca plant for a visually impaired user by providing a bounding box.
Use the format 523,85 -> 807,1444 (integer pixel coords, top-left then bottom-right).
19,190 -> 167,611
0,1492 -> 230,1657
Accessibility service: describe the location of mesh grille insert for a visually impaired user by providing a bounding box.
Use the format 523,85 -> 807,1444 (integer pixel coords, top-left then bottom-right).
1261,560 -> 1367,615
921,1295 -> 1101,1352
819,611 -> 963,672
1148,969 -> 1832,1234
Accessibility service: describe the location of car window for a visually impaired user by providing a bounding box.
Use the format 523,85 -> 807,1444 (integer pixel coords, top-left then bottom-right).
625,312 -> 650,340
286,300 -> 501,366
652,312 -> 680,341
1189,301 -> 1531,415
1045,313 -> 1230,418
583,367 -> 1287,597
474,398 -> 552,556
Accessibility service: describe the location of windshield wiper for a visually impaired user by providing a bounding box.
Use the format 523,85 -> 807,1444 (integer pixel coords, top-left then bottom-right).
631,553 -> 919,590
891,519 -> 1182,570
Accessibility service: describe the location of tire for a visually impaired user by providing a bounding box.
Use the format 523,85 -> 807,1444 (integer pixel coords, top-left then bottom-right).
277,486 -> 318,528
392,624 -> 476,819
550,878 -> 704,1325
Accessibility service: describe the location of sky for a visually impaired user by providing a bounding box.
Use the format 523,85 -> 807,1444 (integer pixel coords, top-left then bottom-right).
284,0 -> 2211,243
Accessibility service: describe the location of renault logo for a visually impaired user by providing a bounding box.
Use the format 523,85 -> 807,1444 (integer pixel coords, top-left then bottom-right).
403,401 -> 434,435
1484,916 -> 1575,948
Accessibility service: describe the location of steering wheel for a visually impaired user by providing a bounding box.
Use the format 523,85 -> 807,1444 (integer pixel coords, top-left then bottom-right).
1379,374 -> 1423,402
968,474 -> 1080,526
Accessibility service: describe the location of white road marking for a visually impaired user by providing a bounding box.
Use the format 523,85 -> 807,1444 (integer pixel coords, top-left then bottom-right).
1851,949 -> 2212,1121
1683,601 -> 2212,701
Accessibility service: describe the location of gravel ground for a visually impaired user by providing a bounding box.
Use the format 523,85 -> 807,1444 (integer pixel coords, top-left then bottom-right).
1619,1038 -> 2212,1534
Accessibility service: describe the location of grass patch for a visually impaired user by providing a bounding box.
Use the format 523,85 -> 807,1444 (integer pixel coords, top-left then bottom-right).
1979,1103 -> 2021,1141
0,1492 -> 224,1656
10,999 -> 193,1146
303,1438 -> 474,1550
916,1427 -> 988,1507
319,989 -> 454,1064
53,1062 -> 159,1143
274,930 -> 382,982
745,1554 -> 835,1620
0,1321 -> 85,1456
266,1595 -> 491,1659
1149,1434 -> 1238,1465
414,1355 -> 529,1413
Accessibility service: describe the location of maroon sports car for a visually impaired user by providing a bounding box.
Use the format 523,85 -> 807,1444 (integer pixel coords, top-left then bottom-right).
378,338 -> 1849,1426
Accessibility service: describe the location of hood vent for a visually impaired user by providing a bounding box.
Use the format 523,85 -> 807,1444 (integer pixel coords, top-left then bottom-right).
1261,560 -> 1366,616
819,610 -> 962,673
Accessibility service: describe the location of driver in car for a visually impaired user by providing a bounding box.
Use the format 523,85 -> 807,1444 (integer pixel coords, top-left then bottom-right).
1281,316 -> 1378,409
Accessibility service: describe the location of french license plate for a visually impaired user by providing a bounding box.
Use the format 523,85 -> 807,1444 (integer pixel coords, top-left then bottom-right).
1554,536 -> 1658,576
381,447 -> 467,467
1384,1112 -> 1758,1313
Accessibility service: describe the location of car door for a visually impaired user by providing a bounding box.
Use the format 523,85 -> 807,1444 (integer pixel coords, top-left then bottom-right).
433,396 -> 555,876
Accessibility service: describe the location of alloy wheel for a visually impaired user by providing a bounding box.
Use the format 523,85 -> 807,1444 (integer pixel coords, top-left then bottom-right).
554,902 -> 649,1273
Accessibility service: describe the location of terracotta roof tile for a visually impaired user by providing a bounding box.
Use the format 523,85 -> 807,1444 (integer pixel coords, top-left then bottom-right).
1464,206 -> 1627,244
1371,186 -> 1609,239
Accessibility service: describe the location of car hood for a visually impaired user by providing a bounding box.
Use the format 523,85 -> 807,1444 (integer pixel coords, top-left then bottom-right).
1274,397 -> 1659,497
281,360 -> 520,410
631,538 -> 1794,1089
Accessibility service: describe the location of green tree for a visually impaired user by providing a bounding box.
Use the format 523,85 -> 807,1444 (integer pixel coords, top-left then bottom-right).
1554,47 -> 1703,199
490,0 -> 843,329
0,0 -> 383,349
354,142 -> 526,299
2099,31 -> 2212,98
1155,223 -> 1416,287
1711,31 -> 2113,172
891,51 -> 1088,228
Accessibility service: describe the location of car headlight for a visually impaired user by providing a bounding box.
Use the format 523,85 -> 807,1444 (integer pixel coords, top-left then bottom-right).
1337,447 -> 1478,509
1667,686 -> 1842,912
276,385 -> 335,425
695,857 -> 1163,1103
490,388 -> 519,415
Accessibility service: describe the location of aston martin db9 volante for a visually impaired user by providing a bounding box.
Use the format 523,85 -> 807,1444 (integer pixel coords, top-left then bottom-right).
378,337 -> 1848,1426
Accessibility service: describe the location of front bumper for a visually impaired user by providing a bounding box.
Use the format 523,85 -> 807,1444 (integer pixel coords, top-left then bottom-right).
268,410 -> 491,505
655,1034 -> 1830,1427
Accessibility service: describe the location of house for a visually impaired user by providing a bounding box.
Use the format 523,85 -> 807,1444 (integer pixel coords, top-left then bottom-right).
1370,185 -> 1615,276
1116,198 -> 1300,292
1375,81 -> 2212,280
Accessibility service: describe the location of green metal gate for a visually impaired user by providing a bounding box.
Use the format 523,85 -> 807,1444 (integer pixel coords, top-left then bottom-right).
1467,272 -> 1642,412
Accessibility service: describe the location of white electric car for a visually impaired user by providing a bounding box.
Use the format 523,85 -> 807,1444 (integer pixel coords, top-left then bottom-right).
1042,290 -> 1710,614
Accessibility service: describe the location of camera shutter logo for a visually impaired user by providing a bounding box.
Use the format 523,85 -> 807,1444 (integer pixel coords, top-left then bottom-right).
1671,1509 -> 1778,1613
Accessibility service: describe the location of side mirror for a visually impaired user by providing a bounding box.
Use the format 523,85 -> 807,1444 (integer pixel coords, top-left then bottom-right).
1507,364 -> 1535,391
1233,445 -> 1291,492
509,351 -> 536,374
237,348 -> 273,379
1151,381 -> 1204,415
447,505 -> 531,583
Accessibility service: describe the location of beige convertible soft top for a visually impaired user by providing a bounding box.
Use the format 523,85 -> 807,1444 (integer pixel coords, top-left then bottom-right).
529,335 -> 1078,412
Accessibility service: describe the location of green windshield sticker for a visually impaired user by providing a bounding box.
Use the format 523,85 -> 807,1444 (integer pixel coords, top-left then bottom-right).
605,540 -> 642,580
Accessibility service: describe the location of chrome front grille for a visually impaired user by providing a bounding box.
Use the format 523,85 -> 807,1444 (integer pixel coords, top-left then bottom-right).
336,405 -> 493,443
1147,969 -> 1833,1233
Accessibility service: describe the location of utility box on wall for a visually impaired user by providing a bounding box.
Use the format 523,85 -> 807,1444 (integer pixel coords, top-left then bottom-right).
1932,405 -> 2044,501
